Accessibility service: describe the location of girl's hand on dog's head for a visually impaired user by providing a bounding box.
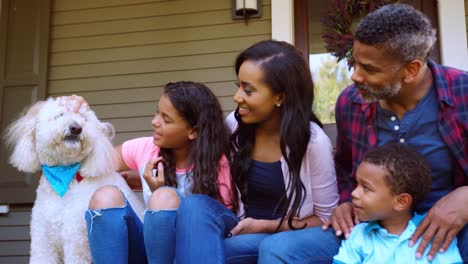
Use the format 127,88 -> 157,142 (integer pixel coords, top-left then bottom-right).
57,94 -> 89,113
143,157 -> 165,192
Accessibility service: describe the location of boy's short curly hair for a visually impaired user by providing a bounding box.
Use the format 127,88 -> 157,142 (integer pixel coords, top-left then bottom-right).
355,3 -> 436,64
362,143 -> 431,210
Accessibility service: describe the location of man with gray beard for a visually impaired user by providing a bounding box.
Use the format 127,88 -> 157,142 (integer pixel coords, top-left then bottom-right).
257,3 -> 468,264
328,3 -> 468,263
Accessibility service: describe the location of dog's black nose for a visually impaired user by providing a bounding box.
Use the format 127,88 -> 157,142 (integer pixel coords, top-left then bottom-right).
69,122 -> 82,135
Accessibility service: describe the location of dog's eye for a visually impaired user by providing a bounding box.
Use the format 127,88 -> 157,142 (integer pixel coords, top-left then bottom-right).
54,113 -> 64,120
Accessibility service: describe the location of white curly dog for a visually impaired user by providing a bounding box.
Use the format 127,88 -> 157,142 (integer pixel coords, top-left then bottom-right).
5,98 -> 145,264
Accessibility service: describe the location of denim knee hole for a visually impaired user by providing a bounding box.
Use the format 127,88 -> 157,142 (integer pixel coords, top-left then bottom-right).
86,210 -> 103,233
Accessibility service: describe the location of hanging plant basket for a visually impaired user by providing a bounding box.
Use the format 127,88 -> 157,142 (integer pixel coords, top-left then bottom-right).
321,0 -> 397,69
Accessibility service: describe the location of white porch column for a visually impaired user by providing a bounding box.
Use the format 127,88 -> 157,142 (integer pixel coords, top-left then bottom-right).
271,0 -> 294,44
437,0 -> 468,70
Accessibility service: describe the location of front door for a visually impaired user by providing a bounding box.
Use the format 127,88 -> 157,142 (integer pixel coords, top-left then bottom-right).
0,0 -> 50,204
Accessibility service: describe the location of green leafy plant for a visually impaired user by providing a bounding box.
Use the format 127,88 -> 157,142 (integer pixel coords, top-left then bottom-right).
321,0 -> 397,69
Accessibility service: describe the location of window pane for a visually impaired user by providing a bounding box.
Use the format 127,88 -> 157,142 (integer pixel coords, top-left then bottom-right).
308,2 -> 352,124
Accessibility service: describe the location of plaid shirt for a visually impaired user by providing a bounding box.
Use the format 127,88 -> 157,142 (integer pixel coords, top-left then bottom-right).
334,60 -> 468,203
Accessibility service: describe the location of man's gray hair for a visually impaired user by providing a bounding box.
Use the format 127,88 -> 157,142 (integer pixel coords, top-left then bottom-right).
355,3 -> 436,63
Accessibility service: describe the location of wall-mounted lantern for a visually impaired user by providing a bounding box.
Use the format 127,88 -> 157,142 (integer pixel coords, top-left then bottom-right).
232,0 -> 262,22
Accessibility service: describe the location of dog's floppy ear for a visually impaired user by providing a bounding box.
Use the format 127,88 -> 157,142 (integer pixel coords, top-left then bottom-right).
3,101 -> 45,173
101,122 -> 115,140
80,121 -> 118,178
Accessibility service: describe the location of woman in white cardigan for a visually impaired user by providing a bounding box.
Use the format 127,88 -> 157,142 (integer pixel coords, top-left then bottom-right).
174,40 -> 340,264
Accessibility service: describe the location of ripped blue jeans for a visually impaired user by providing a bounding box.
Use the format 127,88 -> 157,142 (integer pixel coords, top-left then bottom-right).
85,198 -> 147,264
85,187 -> 184,264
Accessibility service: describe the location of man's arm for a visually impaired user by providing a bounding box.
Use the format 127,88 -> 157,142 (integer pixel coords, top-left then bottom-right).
322,93 -> 360,238
334,123 -> 355,203
333,88 -> 358,203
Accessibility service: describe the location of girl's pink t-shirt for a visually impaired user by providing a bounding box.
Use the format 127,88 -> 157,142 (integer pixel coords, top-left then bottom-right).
122,137 -> 234,209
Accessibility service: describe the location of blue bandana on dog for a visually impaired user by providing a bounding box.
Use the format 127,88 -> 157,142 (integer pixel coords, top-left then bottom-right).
41,162 -> 81,197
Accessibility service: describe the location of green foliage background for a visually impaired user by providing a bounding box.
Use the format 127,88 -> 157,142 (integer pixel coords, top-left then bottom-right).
312,56 -> 352,124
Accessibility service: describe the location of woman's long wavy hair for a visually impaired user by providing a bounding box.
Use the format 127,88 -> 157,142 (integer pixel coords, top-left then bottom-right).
231,40 -> 322,230
159,81 -> 238,212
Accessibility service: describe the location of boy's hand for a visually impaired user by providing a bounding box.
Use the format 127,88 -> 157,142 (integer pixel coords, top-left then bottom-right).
409,187 -> 468,261
143,157 -> 165,192
322,202 -> 359,239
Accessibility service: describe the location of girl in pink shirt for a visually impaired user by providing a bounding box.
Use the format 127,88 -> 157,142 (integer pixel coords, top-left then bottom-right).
72,81 -> 238,263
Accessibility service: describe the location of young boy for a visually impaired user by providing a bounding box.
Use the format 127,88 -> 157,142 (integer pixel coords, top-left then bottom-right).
333,143 -> 462,264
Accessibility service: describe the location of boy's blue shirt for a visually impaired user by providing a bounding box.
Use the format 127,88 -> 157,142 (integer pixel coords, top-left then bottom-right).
333,213 -> 463,264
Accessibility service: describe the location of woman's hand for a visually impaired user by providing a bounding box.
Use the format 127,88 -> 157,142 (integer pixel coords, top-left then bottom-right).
143,157 -> 165,192
57,94 -> 89,112
230,218 -> 276,236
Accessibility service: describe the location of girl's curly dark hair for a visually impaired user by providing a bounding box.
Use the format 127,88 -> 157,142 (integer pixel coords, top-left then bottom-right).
159,81 -> 238,212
